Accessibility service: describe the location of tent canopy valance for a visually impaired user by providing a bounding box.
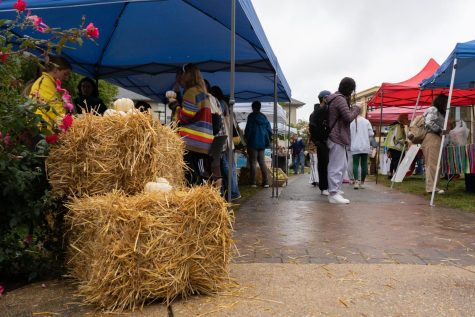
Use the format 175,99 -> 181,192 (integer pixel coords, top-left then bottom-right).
366,106 -> 429,125
234,102 -> 287,124
367,58 -> 475,107
0,0 -> 291,102
421,40 -> 475,91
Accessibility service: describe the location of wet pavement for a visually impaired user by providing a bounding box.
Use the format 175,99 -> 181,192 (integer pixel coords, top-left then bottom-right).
233,174 -> 475,266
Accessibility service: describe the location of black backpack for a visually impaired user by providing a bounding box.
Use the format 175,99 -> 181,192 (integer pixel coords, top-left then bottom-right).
309,99 -> 335,145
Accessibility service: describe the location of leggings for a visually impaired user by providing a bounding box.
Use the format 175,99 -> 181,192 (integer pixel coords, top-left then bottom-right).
352,153 -> 368,182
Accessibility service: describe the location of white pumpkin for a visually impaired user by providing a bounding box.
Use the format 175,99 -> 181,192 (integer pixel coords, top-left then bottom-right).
165,90 -> 177,99
113,98 -> 135,112
144,178 -> 173,193
103,109 -> 118,116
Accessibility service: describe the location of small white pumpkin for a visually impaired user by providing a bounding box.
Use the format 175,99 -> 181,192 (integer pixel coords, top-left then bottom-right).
103,109 -> 118,116
144,178 -> 173,193
166,90 -> 177,99
113,98 -> 135,112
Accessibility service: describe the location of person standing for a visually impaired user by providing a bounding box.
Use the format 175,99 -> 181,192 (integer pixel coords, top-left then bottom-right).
309,90 -> 332,195
306,125 -> 319,187
209,85 -> 242,200
383,114 -> 409,179
244,100 -> 272,188
176,63 -> 214,185
289,134 -> 305,174
325,77 -> 360,204
29,55 -> 72,133
74,77 -> 108,114
350,109 -> 374,189
422,94 -> 448,194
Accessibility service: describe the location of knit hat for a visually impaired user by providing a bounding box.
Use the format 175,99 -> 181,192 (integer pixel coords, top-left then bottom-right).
318,90 -> 331,98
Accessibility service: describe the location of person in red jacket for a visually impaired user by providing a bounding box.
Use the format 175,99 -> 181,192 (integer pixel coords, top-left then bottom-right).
325,77 -> 360,204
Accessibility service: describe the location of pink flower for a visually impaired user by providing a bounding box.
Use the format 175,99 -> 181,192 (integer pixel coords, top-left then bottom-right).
27,15 -> 48,33
0,52 -> 8,62
64,102 -> 74,113
3,133 -> 10,145
55,79 -> 74,113
24,233 -> 33,245
45,134 -> 58,144
59,114 -> 74,132
85,22 -> 99,38
13,0 -> 26,13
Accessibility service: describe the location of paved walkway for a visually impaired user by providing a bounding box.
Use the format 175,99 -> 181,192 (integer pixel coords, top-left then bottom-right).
234,174 -> 475,266
3,175 -> 475,316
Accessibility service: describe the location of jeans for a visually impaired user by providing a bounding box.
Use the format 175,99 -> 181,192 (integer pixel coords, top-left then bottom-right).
221,153 -> 241,199
247,148 -> 269,186
293,152 -> 305,174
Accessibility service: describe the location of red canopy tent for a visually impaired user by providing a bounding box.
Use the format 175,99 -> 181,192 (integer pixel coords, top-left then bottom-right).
367,106 -> 429,125
368,58 -> 475,107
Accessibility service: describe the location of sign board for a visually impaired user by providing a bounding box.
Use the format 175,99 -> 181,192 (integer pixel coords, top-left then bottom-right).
392,144 -> 420,182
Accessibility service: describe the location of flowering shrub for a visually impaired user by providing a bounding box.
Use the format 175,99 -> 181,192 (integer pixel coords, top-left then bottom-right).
0,1 -> 99,282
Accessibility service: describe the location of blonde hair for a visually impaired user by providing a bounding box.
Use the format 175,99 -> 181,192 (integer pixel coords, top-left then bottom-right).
181,63 -> 206,92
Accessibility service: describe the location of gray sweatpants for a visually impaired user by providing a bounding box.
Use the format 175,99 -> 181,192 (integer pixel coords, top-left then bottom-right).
327,139 -> 348,195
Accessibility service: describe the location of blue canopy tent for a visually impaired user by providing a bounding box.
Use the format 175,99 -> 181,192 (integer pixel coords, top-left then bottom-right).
0,0 -> 291,102
421,40 -> 475,205
0,0 -> 292,197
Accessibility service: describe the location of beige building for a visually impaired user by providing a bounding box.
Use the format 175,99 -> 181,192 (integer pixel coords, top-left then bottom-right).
355,86 -> 380,116
280,98 -> 305,125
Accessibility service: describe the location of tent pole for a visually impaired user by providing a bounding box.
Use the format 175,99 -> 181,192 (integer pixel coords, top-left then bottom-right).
272,72 -> 278,198
430,58 -> 458,206
471,105 -> 474,144
390,89 -> 422,188
375,91 -> 384,184
227,0 -> 236,203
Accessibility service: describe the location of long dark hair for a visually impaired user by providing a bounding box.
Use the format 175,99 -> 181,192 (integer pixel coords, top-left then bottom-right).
77,77 -> 99,98
432,94 -> 448,116
338,77 -> 356,97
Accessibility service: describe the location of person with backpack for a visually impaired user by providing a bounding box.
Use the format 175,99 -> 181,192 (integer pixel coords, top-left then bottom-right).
244,101 -> 272,188
422,94 -> 448,194
325,77 -> 360,204
383,114 -> 409,180
309,90 -> 331,195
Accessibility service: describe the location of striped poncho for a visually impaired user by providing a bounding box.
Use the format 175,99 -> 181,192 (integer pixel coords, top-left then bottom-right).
177,86 -> 214,154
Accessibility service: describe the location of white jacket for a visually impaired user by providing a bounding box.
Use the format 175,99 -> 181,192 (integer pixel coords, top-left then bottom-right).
350,116 -> 374,154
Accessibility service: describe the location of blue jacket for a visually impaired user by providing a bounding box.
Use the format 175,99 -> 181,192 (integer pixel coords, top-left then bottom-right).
244,111 -> 272,150
289,139 -> 305,156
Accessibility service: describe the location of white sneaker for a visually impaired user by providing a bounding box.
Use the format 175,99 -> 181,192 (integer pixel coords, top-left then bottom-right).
328,193 -> 350,204
338,190 -> 344,195
359,182 -> 365,189
321,190 -> 329,196
353,181 -> 359,190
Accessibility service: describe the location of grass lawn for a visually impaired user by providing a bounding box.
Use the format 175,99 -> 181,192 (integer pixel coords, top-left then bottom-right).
371,174 -> 475,213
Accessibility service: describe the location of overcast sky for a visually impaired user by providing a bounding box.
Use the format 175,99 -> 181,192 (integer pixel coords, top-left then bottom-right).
251,0 -> 475,121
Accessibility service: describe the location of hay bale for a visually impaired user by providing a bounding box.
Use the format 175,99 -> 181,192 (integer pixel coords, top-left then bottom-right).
66,186 -> 234,311
46,113 -> 186,197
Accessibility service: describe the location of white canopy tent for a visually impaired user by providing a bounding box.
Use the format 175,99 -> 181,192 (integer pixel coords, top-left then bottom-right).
234,102 -> 287,125
238,122 -> 297,135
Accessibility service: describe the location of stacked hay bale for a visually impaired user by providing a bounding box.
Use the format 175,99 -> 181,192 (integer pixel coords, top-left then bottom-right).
67,187 -> 233,311
46,112 -> 186,197
46,112 -> 234,311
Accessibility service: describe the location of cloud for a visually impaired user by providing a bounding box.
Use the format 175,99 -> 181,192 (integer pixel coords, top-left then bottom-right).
252,0 -> 475,121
